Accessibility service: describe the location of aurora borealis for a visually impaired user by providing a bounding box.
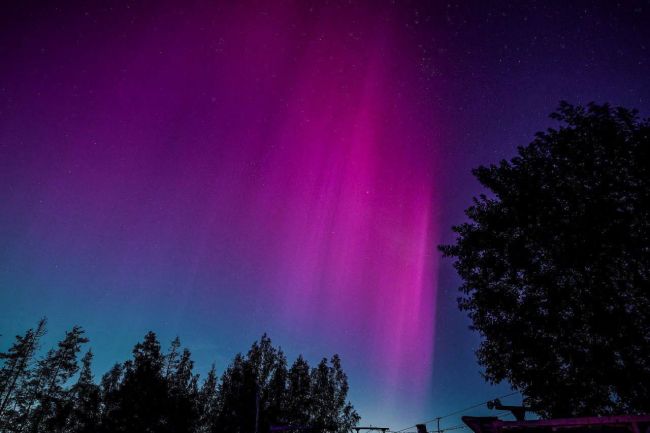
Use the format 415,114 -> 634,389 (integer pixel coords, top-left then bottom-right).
2,1 -> 649,428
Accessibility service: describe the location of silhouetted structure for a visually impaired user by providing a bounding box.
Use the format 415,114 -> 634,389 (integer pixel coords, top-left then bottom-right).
487,399 -> 532,421
463,415 -> 650,433
353,427 -> 390,433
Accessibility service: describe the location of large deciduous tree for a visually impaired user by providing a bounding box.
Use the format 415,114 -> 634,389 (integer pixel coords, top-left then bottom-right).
440,102 -> 650,418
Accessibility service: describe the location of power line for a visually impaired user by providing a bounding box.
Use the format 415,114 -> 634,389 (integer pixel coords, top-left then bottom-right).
441,425 -> 467,432
391,391 -> 520,433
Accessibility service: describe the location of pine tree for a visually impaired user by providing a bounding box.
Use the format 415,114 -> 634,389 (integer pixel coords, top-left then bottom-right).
0,318 -> 47,429
265,349 -> 287,428
196,364 -> 218,433
99,362 -> 123,426
102,332 -> 168,433
214,353 -> 252,433
66,350 -> 101,433
168,346 -> 199,433
171,348 -> 197,395
27,326 -> 88,433
102,331 -> 199,433
164,337 -> 181,380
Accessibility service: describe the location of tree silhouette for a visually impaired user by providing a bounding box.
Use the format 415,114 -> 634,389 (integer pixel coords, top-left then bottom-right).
440,102 -> 650,417
101,331 -> 196,433
195,364 -> 218,433
1,322 -> 360,432
286,355 -> 312,426
214,353 -> 255,433
28,325 -> 88,433
65,350 -> 101,433
213,334 -> 359,433
0,318 -> 46,431
265,349 -> 288,428
168,347 -> 199,433
310,356 -> 359,433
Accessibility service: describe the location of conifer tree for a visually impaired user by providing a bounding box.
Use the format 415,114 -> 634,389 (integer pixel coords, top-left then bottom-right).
0,318 -> 47,428
102,331 -> 169,433
1,326 -> 360,433
65,350 -> 101,433
196,364 -> 218,433
28,326 -> 88,433
99,362 -> 123,425
168,346 -> 199,433
164,337 -> 181,379
265,349 -> 288,428
214,353 -> 253,433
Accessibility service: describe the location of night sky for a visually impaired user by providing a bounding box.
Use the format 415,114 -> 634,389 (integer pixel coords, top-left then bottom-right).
1,1 -> 649,429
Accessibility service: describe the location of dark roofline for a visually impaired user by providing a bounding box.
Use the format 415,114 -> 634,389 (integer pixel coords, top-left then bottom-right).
462,415 -> 650,433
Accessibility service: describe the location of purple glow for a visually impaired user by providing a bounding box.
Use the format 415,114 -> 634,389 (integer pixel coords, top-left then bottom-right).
5,0 -> 648,428
1,0 -> 441,422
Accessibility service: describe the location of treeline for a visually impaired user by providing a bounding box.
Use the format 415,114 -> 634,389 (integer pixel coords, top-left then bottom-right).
0,319 -> 360,433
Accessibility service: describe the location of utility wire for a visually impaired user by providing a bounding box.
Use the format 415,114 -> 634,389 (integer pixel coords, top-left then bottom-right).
392,391 -> 520,433
441,425 -> 467,432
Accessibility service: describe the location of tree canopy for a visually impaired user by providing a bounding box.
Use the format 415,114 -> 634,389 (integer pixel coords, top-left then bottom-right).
440,102 -> 650,418
0,323 -> 359,433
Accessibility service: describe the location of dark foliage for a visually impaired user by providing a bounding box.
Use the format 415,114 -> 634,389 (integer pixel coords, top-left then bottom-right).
440,102 -> 650,418
0,323 -> 359,433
